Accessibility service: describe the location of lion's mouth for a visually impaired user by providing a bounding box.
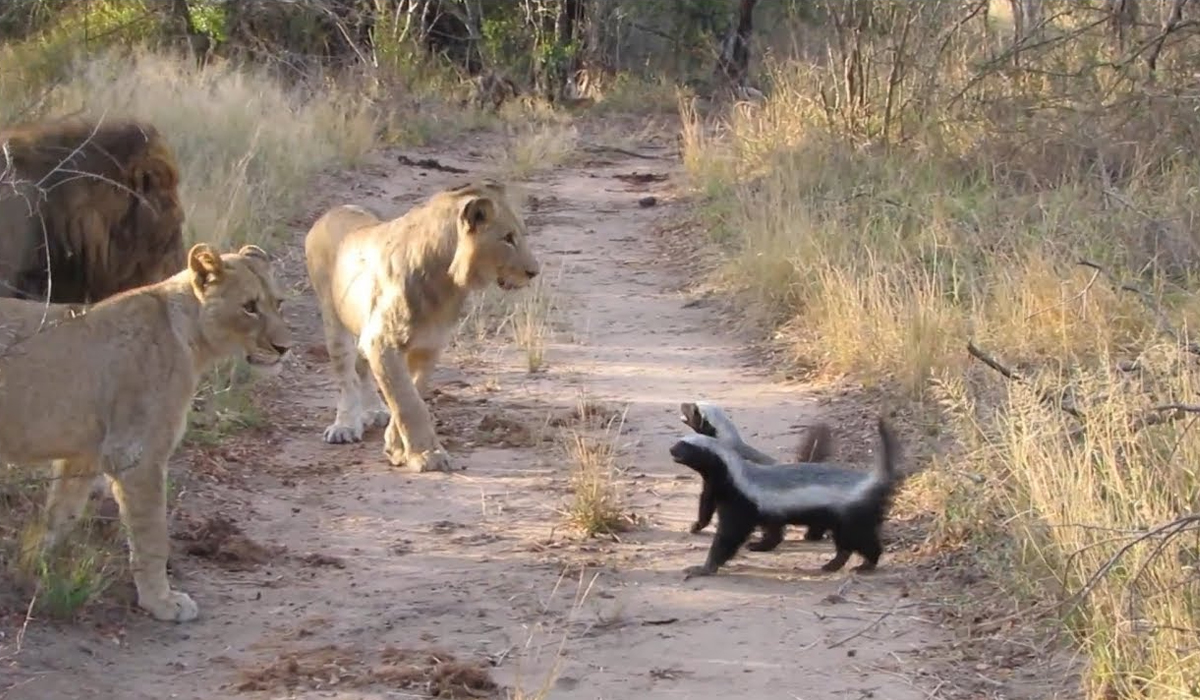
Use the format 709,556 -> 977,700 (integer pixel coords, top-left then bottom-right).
245,353 -> 283,367
497,278 -> 523,291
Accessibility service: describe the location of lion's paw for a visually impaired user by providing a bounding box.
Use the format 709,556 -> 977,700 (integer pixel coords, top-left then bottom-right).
363,409 -> 391,430
406,447 -> 460,473
140,590 -> 199,622
323,422 -> 364,444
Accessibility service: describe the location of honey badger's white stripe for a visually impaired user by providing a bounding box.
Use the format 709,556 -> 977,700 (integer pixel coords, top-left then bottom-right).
689,402 -> 779,465
678,432 -> 883,517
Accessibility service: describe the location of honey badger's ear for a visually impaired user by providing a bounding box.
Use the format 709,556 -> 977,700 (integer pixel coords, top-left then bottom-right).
679,403 -> 701,430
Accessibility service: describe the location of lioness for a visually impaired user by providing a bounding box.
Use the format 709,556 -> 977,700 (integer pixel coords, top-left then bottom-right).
0,243 -> 292,622
305,180 -> 541,473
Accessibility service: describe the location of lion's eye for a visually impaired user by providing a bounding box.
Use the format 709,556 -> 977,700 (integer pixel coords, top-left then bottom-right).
243,300 -> 259,315
503,232 -> 516,246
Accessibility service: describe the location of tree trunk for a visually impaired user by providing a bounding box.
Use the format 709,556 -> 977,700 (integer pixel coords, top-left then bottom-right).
1107,0 -> 1140,50
169,0 -> 211,63
531,0 -> 587,103
1146,0 -> 1190,79
714,0 -> 759,87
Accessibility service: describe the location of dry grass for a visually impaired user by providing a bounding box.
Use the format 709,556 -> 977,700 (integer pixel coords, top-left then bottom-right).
559,395 -> 633,537
454,261 -> 562,374
493,105 -> 580,178
680,14 -> 1200,699
507,269 -> 562,374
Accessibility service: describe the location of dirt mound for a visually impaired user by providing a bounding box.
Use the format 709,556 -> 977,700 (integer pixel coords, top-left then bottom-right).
174,515 -> 279,571
475,411 -> 538,447
234,643 -> 498,698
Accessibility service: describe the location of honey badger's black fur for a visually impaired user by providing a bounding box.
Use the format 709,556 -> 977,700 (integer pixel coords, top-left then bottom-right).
679,402 -> 861,545
669,418 -> 902,578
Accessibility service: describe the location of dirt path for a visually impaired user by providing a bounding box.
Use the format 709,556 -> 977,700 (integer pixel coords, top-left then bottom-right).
3,134 -> 953,699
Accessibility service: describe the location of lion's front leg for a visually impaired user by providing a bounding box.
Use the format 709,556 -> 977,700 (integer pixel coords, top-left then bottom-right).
322,328 -> 368,444
364,336 -> 458,473
406,348 -> 442,399
356,354 -> 391,431
108,452 -> 198,622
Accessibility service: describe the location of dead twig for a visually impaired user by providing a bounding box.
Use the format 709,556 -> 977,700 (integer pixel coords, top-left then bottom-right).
1130,403 -> 1200,432
965,340 -> 1084,421
828,596 -> 901,648
1060,514 -> 1200,620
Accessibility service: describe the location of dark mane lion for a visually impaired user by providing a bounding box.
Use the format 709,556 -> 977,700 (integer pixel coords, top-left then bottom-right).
0,117 -> 186,303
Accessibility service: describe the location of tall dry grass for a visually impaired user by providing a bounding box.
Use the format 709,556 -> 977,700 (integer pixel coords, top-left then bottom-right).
680,5 -> 1200,697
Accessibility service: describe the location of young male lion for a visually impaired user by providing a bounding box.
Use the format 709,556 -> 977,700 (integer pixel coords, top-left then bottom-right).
0,243 -> 292,622
305,180 -> 541,473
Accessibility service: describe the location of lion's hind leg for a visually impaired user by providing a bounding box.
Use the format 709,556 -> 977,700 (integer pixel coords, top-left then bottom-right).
41,457 -> 101,553
321,324 -> 369,445
109,450 -> 198,622
356,354 -> 391,431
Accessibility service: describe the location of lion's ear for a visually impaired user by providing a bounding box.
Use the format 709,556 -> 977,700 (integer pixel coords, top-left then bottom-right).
460,196 -> 496,234
188,243 -> 224,292
237,244 -> 270,262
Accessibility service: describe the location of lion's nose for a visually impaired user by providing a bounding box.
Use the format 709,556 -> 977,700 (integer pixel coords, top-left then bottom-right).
272,343 -> 291,355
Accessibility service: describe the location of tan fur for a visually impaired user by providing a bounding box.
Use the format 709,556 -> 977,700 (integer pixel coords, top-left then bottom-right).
795,422 -> 835,463
0,244 -> 292,622
304,180 -> 540,473
0,118 -> 186,304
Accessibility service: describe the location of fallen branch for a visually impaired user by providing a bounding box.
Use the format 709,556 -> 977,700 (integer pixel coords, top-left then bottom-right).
1130,403 -> 1200,432
396,154 -> 468,174
965,340 -> 1084,421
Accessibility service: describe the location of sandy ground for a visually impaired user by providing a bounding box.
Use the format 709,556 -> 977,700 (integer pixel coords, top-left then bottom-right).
1,131 -> 968,700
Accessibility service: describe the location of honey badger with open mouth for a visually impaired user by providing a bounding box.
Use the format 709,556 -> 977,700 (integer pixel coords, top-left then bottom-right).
679,402 -> 853,546
669,416 -> 902,578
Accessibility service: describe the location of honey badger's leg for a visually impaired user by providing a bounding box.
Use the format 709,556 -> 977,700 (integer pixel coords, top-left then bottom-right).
746,523 -> 785,552
821,548 -> 853,572
684,505 -> 756,579
689,480 -> 716,534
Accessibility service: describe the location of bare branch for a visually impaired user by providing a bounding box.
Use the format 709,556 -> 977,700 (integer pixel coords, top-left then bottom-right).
965,340 -> 1085,421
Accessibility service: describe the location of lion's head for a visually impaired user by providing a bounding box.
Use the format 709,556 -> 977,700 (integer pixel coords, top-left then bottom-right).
186,243 -> 293,373
449,181 -> 540,291
0,119 -> 187,304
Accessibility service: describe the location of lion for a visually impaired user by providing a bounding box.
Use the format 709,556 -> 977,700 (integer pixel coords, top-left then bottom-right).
0,243 -> 292,622
0,117 -> 186,304
304,179 -> 541,473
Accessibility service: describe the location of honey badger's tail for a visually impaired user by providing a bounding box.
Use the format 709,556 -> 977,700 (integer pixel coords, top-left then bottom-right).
872,418 -> 900,484
848,417 -> 903,523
